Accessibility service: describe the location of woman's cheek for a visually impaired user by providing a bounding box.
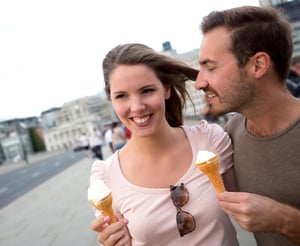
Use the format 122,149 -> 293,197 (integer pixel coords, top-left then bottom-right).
113,101 -> 128,118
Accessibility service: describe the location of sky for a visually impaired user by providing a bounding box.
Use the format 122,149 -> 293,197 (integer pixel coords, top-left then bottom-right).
0,0 -> 259,121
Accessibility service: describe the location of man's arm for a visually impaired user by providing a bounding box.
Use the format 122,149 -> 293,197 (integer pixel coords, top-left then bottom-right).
277,202 -> 300,244
222,168 -> 238,192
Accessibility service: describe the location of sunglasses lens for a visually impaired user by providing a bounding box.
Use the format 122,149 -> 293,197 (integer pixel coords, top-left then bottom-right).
176,210 -> 196,237
170,186 -> 189,207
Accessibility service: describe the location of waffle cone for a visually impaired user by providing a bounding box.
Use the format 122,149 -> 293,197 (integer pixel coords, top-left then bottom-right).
91,193 -> 117,224
196,155 -> 225,193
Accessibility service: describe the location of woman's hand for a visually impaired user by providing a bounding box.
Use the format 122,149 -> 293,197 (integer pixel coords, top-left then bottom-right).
90,216 -> 132,246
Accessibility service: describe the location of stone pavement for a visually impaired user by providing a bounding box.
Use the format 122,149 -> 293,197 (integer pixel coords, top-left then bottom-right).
0,150 -> 66,176
0,145 -> 256,246
0,155 -> 99,246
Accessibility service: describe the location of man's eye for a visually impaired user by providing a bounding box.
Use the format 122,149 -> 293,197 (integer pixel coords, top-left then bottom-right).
207,67 -> 215,72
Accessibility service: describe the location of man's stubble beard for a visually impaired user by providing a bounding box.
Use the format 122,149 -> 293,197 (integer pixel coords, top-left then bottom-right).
212,69 -> 255,116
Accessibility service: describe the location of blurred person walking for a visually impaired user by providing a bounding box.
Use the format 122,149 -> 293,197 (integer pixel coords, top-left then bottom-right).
80,132 -> 90,158
104,125 -> 114,153
111,121 -> 127,152
287,55 -> 300,97
90,128 -> 104,160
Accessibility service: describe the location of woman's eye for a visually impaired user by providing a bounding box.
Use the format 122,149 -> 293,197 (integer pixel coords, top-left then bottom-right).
143,88 -> 154,94
207,67 -> 215,72
115,94 -> 126,99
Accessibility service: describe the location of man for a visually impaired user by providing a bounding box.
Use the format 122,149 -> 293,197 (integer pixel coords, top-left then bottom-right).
289,55 -> 300,83
90,127 -> 104,160
80,132 -> 90,158
104,124 -> 114,153
196,6 -> 300,245
287,55 -> 300,97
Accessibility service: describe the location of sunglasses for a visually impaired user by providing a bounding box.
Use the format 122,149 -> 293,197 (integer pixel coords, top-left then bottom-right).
170,183 -> 196,237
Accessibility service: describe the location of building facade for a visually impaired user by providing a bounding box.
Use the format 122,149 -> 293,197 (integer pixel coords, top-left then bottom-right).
41,95 -> 116,152
162,42 -> 206,125
259,0 -> 300,55
0,46 -> 207,161
0,117 -> 40,162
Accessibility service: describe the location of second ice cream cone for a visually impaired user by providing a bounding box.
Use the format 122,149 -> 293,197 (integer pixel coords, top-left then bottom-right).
196,152 -> 226,193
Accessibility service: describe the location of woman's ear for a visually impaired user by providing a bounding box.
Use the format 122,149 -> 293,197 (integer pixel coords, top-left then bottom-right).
250,52 -> 270,78
164,85 -> 171,99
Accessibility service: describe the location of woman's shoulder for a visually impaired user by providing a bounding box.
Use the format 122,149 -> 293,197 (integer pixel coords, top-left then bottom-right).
182,120 -> 231,152
90,153 -> 119,183
183,120 -> 226,136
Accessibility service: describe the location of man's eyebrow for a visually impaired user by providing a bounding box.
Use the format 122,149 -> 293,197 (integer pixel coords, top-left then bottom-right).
199,59 -> 215,66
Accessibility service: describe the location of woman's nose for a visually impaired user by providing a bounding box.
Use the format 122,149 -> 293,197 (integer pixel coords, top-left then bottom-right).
130,96 -> 146,112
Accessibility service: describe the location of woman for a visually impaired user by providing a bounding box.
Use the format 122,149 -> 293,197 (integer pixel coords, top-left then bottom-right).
89,43 -> 238,245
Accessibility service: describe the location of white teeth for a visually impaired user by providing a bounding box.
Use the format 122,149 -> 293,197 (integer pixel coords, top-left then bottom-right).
133,116 -> 149,124
207,94 -> 216,98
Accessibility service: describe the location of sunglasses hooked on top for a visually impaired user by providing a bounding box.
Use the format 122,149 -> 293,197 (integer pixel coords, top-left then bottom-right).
170,183 -> 196,237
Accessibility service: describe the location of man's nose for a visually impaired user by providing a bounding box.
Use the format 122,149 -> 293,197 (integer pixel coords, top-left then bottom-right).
195,71 -> 208,90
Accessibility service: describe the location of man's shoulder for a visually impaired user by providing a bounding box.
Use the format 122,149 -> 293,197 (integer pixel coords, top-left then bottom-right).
224,113 -> 244,130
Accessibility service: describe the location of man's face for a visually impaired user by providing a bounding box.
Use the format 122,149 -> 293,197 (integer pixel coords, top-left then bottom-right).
195,27 -> 255,116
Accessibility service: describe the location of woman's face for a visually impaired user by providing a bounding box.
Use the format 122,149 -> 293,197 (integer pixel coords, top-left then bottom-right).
109,64 -> 170,137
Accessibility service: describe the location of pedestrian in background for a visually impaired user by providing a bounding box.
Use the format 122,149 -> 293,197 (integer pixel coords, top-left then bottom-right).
111,121 -> 127,152
80,132 -> 90,158
288,55 -> 300,83
287,55 -> 300,97
124,126 -> 131,139
200,96 -> 219,123
104,125 -> 114,153
196,6 -> 300,245
89,127 -> 104,160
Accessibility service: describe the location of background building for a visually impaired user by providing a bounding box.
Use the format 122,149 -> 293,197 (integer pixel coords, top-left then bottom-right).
259,0 -> 300,55
0,117 -> 41,163
162,42 -> 207,125
0,45 -> 211,162
41,94 -> 116,152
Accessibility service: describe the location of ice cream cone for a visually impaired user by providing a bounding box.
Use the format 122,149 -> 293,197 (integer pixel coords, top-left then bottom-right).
195,151 -> 226,193
88,179 -> 117,224
90,193 -> 117,224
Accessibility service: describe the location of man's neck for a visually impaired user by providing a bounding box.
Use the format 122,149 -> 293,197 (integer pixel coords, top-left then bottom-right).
245,97 -> 300,137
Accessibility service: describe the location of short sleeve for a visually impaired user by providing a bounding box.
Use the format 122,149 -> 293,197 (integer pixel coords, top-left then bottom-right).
184,120 -> 233,175
90,159 -> 106,184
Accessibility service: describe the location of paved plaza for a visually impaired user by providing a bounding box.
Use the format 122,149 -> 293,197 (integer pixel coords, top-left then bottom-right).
0,146 -> 256,245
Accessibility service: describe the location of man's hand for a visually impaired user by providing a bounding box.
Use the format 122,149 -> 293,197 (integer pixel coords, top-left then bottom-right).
217,192 -> 300,244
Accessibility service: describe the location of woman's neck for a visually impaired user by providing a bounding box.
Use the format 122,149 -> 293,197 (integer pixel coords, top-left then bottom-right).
124,125 -> 182,155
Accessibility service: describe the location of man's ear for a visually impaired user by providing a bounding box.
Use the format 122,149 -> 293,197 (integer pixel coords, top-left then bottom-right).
250,52 -> 270,78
